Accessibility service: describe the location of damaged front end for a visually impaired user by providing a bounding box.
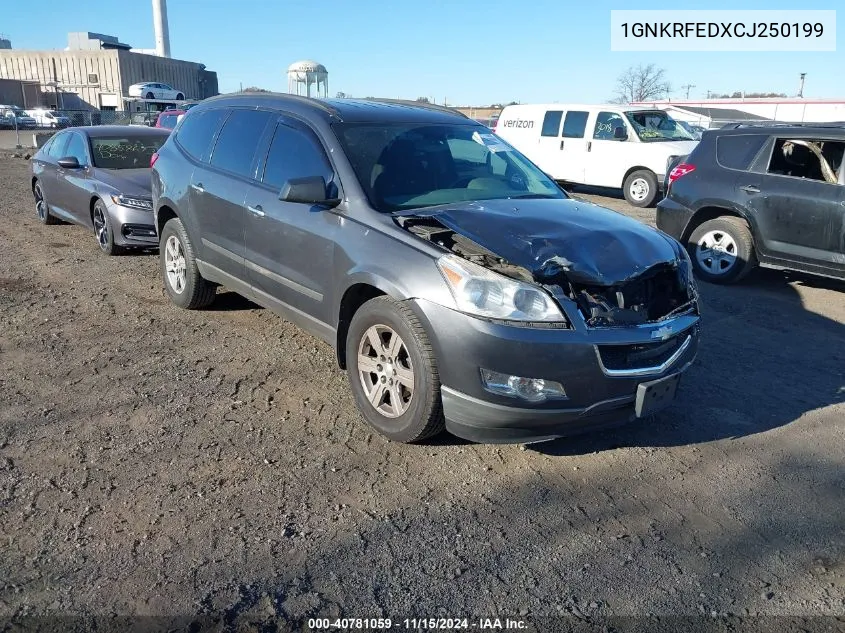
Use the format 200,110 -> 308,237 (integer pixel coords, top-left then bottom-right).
396,204 -> 698,328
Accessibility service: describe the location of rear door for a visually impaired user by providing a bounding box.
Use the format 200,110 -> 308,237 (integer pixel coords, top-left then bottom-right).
243,117 -> 340,328
533,110 -> 563,177
33,131 -> 70,201
557,109 -> 590,183
196,108 -> 275,280
741,136 -> 845,269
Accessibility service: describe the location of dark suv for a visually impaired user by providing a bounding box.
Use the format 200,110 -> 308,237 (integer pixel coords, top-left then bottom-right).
152,94 -> 700,444
657,123 -> 845,284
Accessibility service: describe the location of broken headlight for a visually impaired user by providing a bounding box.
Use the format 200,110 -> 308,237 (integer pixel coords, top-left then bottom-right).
437,254 -> 568,323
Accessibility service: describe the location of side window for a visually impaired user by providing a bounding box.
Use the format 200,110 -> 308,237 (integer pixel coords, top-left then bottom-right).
209,109 -> 274,178
767,138 -> 845,184
63,133 -> 89,164
175,109 -> 228,162
593,111 -> 626,140
447,138 -> 488,166
541,111 -> 563,137
716,134 -> 767,170
562,111 -> 589,138
262,123 -> 333,191
45,133 -> 68,158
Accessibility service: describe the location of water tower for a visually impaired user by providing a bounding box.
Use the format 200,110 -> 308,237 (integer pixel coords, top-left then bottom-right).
287,60 -> 328,98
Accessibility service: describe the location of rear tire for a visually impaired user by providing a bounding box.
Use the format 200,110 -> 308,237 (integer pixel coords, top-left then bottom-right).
688,216 -> 757,284
33,181 -> 58,225
160,217 -> 216,309
623,169 -> 658,207
175,93 -> 184,101
145,92 -> 154,100
346,296 -> 445,443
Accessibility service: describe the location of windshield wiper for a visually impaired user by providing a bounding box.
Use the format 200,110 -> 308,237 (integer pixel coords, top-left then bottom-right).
507,193 -> 557,200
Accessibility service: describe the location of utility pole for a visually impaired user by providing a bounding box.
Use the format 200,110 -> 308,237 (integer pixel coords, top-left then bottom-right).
798,73 -> 806,98
706,90 -> 712,99
681,84 -> 696,100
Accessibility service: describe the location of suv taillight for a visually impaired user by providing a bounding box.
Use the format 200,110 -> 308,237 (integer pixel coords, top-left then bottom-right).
668,162 -> 695,185
150,152 -> 159,168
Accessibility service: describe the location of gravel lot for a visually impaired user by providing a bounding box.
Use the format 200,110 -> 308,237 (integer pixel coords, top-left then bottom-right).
1,154 -> 843,630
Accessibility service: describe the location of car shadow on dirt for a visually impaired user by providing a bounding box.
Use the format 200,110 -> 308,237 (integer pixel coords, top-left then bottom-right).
205,289 -> 263,312
530,273 -> 845,456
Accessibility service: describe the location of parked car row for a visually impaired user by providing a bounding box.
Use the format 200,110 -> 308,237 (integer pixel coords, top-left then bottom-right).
28,96 -> 702,445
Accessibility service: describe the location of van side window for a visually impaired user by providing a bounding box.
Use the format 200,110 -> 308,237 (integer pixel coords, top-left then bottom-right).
562,111 -> 589,138
262,123 -> 333,191
766,138 -> 845,185
593,112 -> 626,140
541,111 -> 563,137
209,109 -> 274,178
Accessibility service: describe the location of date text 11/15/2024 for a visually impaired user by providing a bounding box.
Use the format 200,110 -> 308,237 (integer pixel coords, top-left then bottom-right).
307,617 -> 528,630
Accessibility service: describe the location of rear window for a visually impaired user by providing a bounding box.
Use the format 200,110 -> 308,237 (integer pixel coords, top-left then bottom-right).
158,113 -> 180,129
175,109 -> 228,162
716,134 -> 767,170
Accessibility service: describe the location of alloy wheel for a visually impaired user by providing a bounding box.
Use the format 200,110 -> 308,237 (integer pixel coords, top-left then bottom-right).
34,185 -> 47,221
357,324 -> 415,418
164,235 -> 187,294
695,229 -> 738,276
93,205 -> 110,250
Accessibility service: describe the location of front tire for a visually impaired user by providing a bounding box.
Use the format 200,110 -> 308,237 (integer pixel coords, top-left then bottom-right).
175,93 -> 184,101
346,296 -> 445,443
159,217 -> 216,309
33,181 -> 58,225
145,92 -> 154,100
92,200 -> 124,256
623,169 -> 658,207
688,217 -> 757,284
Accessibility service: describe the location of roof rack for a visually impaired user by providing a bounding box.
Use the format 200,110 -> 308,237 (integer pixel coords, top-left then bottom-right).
363,98 -> 469,118
724,121 -> 845,129
207,91 -> 342,118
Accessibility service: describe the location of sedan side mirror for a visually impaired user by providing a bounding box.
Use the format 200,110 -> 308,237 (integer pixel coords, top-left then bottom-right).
613,126 -> 628,141
57,156 -> 82,169
279,176 -> 340,207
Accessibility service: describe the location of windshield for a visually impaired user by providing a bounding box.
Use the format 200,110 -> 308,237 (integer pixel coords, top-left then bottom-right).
90,135 -> 167,169
625,110 -> 695,142
334,122 -> 565,212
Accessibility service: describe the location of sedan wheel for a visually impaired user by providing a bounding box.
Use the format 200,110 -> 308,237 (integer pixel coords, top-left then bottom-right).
33,182 -> 57,225
357,324 -> 415,418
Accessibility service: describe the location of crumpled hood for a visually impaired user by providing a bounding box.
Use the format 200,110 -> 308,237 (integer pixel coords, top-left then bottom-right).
93,168 -> 152,198
399,198 -> 683,286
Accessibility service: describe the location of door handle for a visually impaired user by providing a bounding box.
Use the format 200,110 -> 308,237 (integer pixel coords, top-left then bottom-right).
247,205 -> 265,217
191,183 -> 204,193
740,185 -> 760,194
587,141 -> 592,152
560,140 -> 565,150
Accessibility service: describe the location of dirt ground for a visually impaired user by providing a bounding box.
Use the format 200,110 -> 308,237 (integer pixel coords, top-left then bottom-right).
1,153 -> 843,631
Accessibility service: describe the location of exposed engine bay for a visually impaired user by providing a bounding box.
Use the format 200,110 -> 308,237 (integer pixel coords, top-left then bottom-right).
397,215 -> 696,326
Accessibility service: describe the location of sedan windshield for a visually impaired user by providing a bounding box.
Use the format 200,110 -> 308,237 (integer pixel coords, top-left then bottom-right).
334,122 -> 565,212
625,111 -> 695,142
90,135 -> 167,169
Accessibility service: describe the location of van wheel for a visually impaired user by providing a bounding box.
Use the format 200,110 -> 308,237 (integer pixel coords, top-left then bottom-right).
623,169 -> 658,207
159,217 -> 216,309
346,297 -> 445,443
688,217 -> 757,284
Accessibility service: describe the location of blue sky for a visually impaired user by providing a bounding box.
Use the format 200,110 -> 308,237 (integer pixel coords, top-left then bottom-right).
3,0 -> 842,105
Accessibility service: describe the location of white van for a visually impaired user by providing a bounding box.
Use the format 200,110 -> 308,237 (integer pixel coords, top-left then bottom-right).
494,104 -> 699,207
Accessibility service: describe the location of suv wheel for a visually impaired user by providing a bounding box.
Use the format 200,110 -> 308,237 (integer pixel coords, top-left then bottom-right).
688,217 -> 757,284
160,217 -> 216,309
623,169 -> 658,207
346,296 -> 445,443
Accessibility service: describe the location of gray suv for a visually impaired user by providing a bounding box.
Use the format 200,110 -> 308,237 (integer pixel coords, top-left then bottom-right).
151,94 -> 701,444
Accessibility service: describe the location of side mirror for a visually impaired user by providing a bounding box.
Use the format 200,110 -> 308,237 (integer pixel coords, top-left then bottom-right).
613,126 -> 628,141
57,156 -> 82,169
279,176 -> 340,207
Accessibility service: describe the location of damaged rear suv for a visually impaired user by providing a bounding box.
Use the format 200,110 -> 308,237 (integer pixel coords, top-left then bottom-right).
152,94 -> 701,444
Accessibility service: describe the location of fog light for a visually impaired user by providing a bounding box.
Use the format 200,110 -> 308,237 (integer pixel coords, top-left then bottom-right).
480,369 -> 567,402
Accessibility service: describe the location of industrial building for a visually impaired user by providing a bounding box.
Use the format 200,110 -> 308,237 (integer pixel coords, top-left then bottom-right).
0,1 -> 217,112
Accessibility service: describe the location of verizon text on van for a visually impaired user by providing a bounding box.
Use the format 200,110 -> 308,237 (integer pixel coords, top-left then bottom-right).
500,119 -> 534,128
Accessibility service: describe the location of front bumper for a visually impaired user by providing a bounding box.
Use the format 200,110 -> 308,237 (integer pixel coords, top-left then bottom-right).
106,201 -> 158,247
410,298 -> 700,444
